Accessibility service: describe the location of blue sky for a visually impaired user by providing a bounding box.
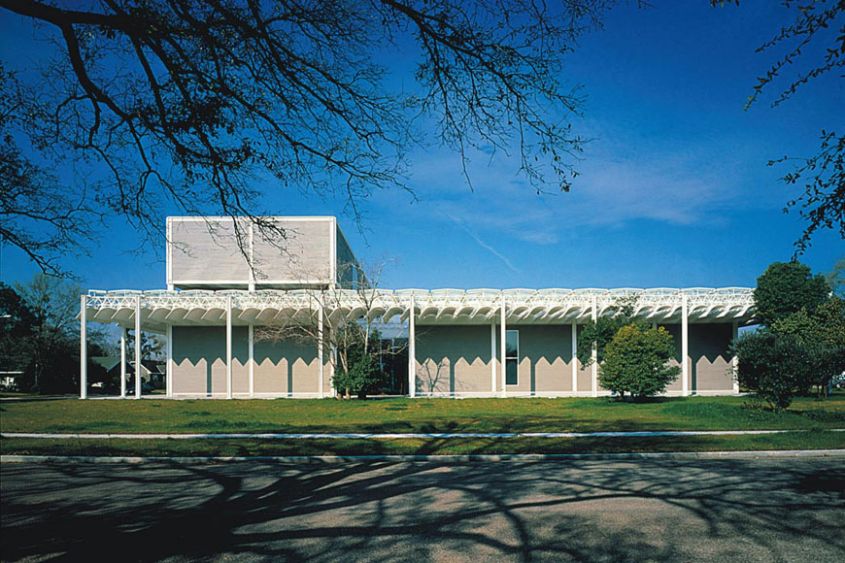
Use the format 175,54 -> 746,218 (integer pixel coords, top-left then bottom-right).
1,1 -> 842,290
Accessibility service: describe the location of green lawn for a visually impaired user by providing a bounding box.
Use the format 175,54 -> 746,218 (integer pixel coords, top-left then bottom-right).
2,394 -> 844,434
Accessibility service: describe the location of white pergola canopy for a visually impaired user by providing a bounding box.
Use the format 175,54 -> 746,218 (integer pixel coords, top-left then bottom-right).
83,287 -> 755,333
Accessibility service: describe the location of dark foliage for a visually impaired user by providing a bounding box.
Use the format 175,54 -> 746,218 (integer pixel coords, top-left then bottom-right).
753,261 -> 830,326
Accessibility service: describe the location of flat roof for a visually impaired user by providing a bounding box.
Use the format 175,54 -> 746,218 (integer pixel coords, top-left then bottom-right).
83,287 -> 755,332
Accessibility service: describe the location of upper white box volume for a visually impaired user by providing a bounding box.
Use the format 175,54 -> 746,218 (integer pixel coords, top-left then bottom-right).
166,216 -> 358,290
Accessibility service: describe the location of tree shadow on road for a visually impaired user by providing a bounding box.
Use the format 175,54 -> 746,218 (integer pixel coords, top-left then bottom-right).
1,452 -> 844,561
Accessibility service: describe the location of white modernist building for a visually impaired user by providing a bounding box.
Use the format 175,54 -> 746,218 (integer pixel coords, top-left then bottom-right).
79,216 -> 755,399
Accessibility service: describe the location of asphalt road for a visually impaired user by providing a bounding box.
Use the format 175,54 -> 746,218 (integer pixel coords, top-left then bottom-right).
2,457 -> 844,562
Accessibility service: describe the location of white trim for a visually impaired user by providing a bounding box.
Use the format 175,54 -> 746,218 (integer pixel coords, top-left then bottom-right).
490,322 -> 496,393
682,294 -> 689,397
226,295 -> 233,400
84,287 -> 757,328
408,296 -> 416,398
248,223 -> 255,292
571,322 -> 578,394
167,215 -> 336,223
317,305 -> 324,398
591,296 -> 598,398
500,296 -> 506,397
80,295 -> 87,400
166,324 -> 172,397
171,278 -> 330,285
330,217 -> 337,289
732,321 -> 739,394
330,345 -> 337,398
120,328 -> 127,398
248,324 -> 255,398
159,389 -> 742,399
166,217 -> 174,291
134,296 -> 141,399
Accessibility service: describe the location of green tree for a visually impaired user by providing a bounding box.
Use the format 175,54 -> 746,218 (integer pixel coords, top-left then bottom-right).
0,283 -> 36,378
753,261 -> 830,326
12,274 -> 108,393
770,297 -> 845,395
599,324 -> 680,400
733,331 -> 814,411
576,297 -> 645,365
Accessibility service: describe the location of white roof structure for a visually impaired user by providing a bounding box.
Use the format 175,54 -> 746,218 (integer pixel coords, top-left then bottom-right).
84,287 -> 755,333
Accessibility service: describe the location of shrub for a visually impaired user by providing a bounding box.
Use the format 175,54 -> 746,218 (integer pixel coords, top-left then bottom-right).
733,330 -> 813,410
331,355 -> 383,399
599,324 -> 680,400
769,297 -> 845,395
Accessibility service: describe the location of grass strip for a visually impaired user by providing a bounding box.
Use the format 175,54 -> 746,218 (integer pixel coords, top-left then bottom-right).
1,394 -> 844,435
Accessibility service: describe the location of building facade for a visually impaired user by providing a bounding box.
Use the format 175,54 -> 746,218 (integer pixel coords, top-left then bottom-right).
79,216 -> 755,399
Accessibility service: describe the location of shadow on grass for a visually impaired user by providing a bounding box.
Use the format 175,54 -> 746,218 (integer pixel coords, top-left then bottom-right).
1,449 -> 844,561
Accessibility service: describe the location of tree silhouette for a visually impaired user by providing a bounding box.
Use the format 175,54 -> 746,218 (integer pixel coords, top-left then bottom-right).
0,0 -> 610,274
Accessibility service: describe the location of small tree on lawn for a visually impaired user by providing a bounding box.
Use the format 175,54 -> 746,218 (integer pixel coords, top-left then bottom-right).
577,296 -> 644,366
599,325 -> 680,400
733,331 -> 811,411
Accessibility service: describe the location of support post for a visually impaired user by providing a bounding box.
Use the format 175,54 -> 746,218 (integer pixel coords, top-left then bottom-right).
591,296 -> 598,397
226,295 -> 233,399
330,345 -> 337,398
317,304 -> 324,398
681,293 -> 689,396
120,327 -> 127,398
248,324 -> 255,398
408,296 -> 416,398
500,295 -> 507,397
490,321 -> 497,394
79,295 -> 87,399
166,324 -> 172,397
134,295 -> 141,399
731,320 -> 739,394
571,322 -> 578,396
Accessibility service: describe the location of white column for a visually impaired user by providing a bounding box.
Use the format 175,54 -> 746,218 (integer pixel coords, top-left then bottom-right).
79,295 -> 87,399
571,322 -> 578,396
500,295 -> 506,397
226,295 -> 233,399
330,344 -> 337,398
731,320 -> 739,394
317,305 -> 324,398
591,296 -> 598,397
248,324 -> 255,398
681,293 -> 689,397
490,321 -> 497,394
120,327 -> 127,398
166,324 -> 173,397
408,296 -> 416,398
134,295 -> 141,399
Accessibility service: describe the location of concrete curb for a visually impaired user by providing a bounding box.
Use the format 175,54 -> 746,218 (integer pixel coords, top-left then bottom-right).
2,450 -> 844,464
4,429 -> 844,440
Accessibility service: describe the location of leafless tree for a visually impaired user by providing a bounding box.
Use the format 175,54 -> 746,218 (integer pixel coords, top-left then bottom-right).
256,261 -> 405,398
0,0 -> 613,275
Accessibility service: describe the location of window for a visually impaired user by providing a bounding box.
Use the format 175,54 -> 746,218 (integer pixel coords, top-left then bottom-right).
505,329 -> 519,385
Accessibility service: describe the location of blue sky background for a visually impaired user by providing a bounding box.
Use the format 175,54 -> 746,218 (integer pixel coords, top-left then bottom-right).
1,1 -> 842,291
